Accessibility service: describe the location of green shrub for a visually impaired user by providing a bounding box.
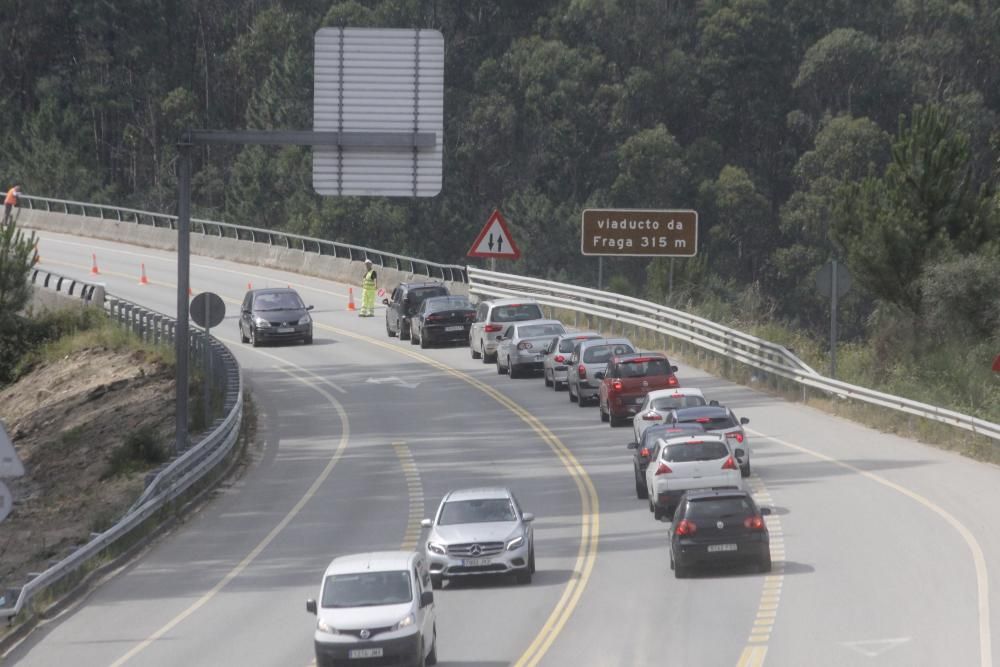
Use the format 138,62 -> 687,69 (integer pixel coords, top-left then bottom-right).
105,425 -> 168,477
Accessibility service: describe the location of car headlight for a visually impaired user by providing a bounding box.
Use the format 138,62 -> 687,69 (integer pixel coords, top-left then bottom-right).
297,314 -> 311,325
393,613 -> 415,631
317,619 -> 338,634
253,317 -> 271,328
506,535 -> 525,551
426,541 -> 446,555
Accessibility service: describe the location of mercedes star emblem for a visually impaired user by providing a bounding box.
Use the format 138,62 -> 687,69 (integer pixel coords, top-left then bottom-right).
716,521 -> 725,529
360,629 -> 370,639
470,544 -> 483,556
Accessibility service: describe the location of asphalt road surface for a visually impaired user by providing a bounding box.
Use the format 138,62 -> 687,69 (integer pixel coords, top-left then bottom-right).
6,230 -> 997,667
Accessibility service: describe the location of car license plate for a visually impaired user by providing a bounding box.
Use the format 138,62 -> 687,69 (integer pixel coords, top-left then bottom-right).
445,325 -> 463,332
349,648 -> 384,659
707,543 -> 738,553
463,558 -> 491,567
277,327 -> 294,333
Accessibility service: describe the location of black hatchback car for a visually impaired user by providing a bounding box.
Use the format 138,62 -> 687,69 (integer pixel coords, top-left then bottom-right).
239,287 -> 314,346
669,489 -> 771,578
383,281 -> 450,340
626,422 -> 706,499
410,295 -> 475,348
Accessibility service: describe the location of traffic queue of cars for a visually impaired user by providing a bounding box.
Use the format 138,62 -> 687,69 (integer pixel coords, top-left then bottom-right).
299,284 -> 767,666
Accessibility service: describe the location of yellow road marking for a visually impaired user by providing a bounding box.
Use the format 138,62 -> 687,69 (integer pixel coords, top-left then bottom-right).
392,442 -> 424,552
737,645 -> 768,667
110,344 -> 351,666
749,428 -> 993,667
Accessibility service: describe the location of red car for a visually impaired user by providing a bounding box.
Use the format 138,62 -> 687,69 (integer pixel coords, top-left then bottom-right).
597,353 -> 679,427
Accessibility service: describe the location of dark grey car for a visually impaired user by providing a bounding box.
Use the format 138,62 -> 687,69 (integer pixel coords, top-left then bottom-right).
239,287 -> 313,346
566,338 -> 634,406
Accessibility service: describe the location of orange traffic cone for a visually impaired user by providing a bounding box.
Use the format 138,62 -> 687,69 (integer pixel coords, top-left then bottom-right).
347,287 -> 357,311
247,281 -> 252,290
90,253 -> 100,275
188,286 -> 193,297
138,263 -> 149,285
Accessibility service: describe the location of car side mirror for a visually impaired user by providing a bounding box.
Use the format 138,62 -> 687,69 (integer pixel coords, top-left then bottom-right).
627,441 -> 638,449
594,371 -> 605,380
671,365 -> 678,373
522,512 -> 535,523
709,400 -> 719,406
306,599 -> 317,615
382,298 -> 389,306
734,448 -> 745,458
420,591 -> 434,608
307,305 -> 314,311
740,417 -> 750,425
420,518 -> 432,528
760,507 -> 772,516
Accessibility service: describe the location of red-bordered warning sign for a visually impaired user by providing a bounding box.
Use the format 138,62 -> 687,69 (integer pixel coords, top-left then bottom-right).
467,209 -> 521,259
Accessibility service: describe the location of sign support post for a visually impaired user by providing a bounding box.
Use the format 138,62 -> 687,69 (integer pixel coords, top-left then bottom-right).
830,259 -> 839,378
175,143 -> 192,455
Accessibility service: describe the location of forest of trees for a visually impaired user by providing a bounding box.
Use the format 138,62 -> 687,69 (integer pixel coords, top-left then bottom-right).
2,0 -> 999,353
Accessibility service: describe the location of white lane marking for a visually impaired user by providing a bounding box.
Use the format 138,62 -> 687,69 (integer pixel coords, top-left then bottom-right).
842,637 -> 912,657
750,428 -> 992,667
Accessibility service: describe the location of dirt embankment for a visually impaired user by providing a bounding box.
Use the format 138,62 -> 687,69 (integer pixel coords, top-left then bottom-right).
0,348 -> 174,592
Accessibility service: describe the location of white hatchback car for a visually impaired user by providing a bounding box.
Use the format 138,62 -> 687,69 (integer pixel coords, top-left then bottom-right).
632,388 -> 710,444
644,434 -> 743,520
306,551 -> 438,667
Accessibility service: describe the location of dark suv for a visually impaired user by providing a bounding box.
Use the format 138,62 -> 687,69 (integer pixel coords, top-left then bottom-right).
383,281 -> 450,340
239,287 -> 313,346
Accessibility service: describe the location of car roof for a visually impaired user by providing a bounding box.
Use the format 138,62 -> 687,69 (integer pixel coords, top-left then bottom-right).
325,551 -> 416,576
644,423 -> 705,438
486,298 -> 540,307
250,287 -> 300,296
681,488 -> 754,503
613,352 -> 668,362
646,387 -> 704,399
514,319 -> 564,329
578,337 -> 632,349
556,331 -> 600,340
671,405 -> 731,419
401,281 -> 447,289
444,487 -> 512,502
654,433 -> 728,447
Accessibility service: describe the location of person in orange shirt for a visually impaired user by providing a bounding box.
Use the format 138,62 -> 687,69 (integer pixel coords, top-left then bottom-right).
3,185 -> 20,224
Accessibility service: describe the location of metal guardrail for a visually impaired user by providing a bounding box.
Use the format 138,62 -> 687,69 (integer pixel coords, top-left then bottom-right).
19,194 -> 469,284
3,277 -> 244,622
467,267 -> 1000,442
28,267 -> 106,306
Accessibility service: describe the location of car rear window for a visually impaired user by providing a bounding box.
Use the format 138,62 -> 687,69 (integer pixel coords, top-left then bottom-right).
662,441 -> 730,462
651,395 -> 706,410
678,414 -> 738,429
492,303 -> 544,322
425,296 -> 471,310
684,497 -> 753,521
518,323 -> 566,337
583,343 -> 634,363
558,336 -> 597,353
618,358 -> 672,377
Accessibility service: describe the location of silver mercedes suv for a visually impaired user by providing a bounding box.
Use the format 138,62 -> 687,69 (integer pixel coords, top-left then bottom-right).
421,488 -> 535,588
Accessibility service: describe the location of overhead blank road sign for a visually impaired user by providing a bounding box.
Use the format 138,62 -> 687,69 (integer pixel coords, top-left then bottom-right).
313,28 -> 444,197
468,209 -> 521,259
581,209 -> 698,257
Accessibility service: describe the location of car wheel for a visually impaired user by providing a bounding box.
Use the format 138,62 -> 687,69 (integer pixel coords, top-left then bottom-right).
553,379 -> 563,391
610,414 -> 625,427
669,553 -> 675,570
653,504 -> 665,520
417,640 -> 426,667
239,324 -> 248,344
577,392 -> 589,408
569,384 -> 578,402
648,498 -> 655,513
675,563 -> 690,579
600,404 -> 609,422
741,461 -> 751,478
759,553 -> 772,573
516,570 -> 532,585
386,319 -> 396,338
528,547 -> 536,574
426,628 -> 438,666
250,327 -> 260,348
410,330 -> 419,345
635,472 -> 648,499
481,344 -> 492,364
401,323 -> 410,340
304,334 -> 313,345
471,343 -> 481,359
430,574 -> 443,590
544,370 -> 553,387
509,359 -> 520,378
420,333 -> 429,349
496,358 -> 505,375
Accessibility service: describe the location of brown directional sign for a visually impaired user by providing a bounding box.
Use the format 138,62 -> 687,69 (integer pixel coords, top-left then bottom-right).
581,209 -> 698,257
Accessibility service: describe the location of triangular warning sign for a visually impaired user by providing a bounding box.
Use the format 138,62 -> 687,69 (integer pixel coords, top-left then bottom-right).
0,423 -> 25,479
467,209 -> 521,259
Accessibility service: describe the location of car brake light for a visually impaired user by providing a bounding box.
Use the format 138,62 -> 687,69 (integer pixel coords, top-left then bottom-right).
612,380 -> 622,391
639,448 -> 650,457
726,432 -> 744,443
744,515 -> 765,530
695,417 -> 711,423
655,462 -> 672,475
721,456 -> 737,470
484,324 -> 504,332
426,314 -> 442,321
554,354 -> 565,363
641,412 -> 662,421
517,341 -> 532,350
675,519 -> 696,536
465,312 -> 476,320
578,364 -> 586,379
668,376 -> 679,387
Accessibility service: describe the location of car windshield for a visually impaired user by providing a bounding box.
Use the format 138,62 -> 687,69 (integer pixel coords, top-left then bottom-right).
685,497 -> 754,520
253,292 -> 304,311
321,570 -> 412,608
559,336 -> 597,353
651,395 -> 706,410
677,414 -> 739,429
492,304 -> 543,322
518,323 -> 566,338
618,358 -> 672,377
662,441 -> 730,462
582,343 -> 634,363
425,296 -> 471,311
439,498 -> 516,524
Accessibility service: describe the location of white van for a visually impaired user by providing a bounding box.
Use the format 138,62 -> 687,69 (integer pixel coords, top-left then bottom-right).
307,551 -> 438,666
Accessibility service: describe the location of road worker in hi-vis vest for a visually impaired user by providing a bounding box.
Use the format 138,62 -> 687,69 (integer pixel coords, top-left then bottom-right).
360,259 -> 377,317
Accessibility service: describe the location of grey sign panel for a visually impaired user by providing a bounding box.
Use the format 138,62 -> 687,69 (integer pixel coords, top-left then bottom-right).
0,482 -> 10,523
313,28 -> 444,197
815,261 -> 852,298
0,423 -> 24,478
190,292 -> 226,329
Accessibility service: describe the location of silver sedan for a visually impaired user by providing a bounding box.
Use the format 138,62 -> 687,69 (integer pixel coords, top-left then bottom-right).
543,332 -> 601,390
495,320 -> 566,378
